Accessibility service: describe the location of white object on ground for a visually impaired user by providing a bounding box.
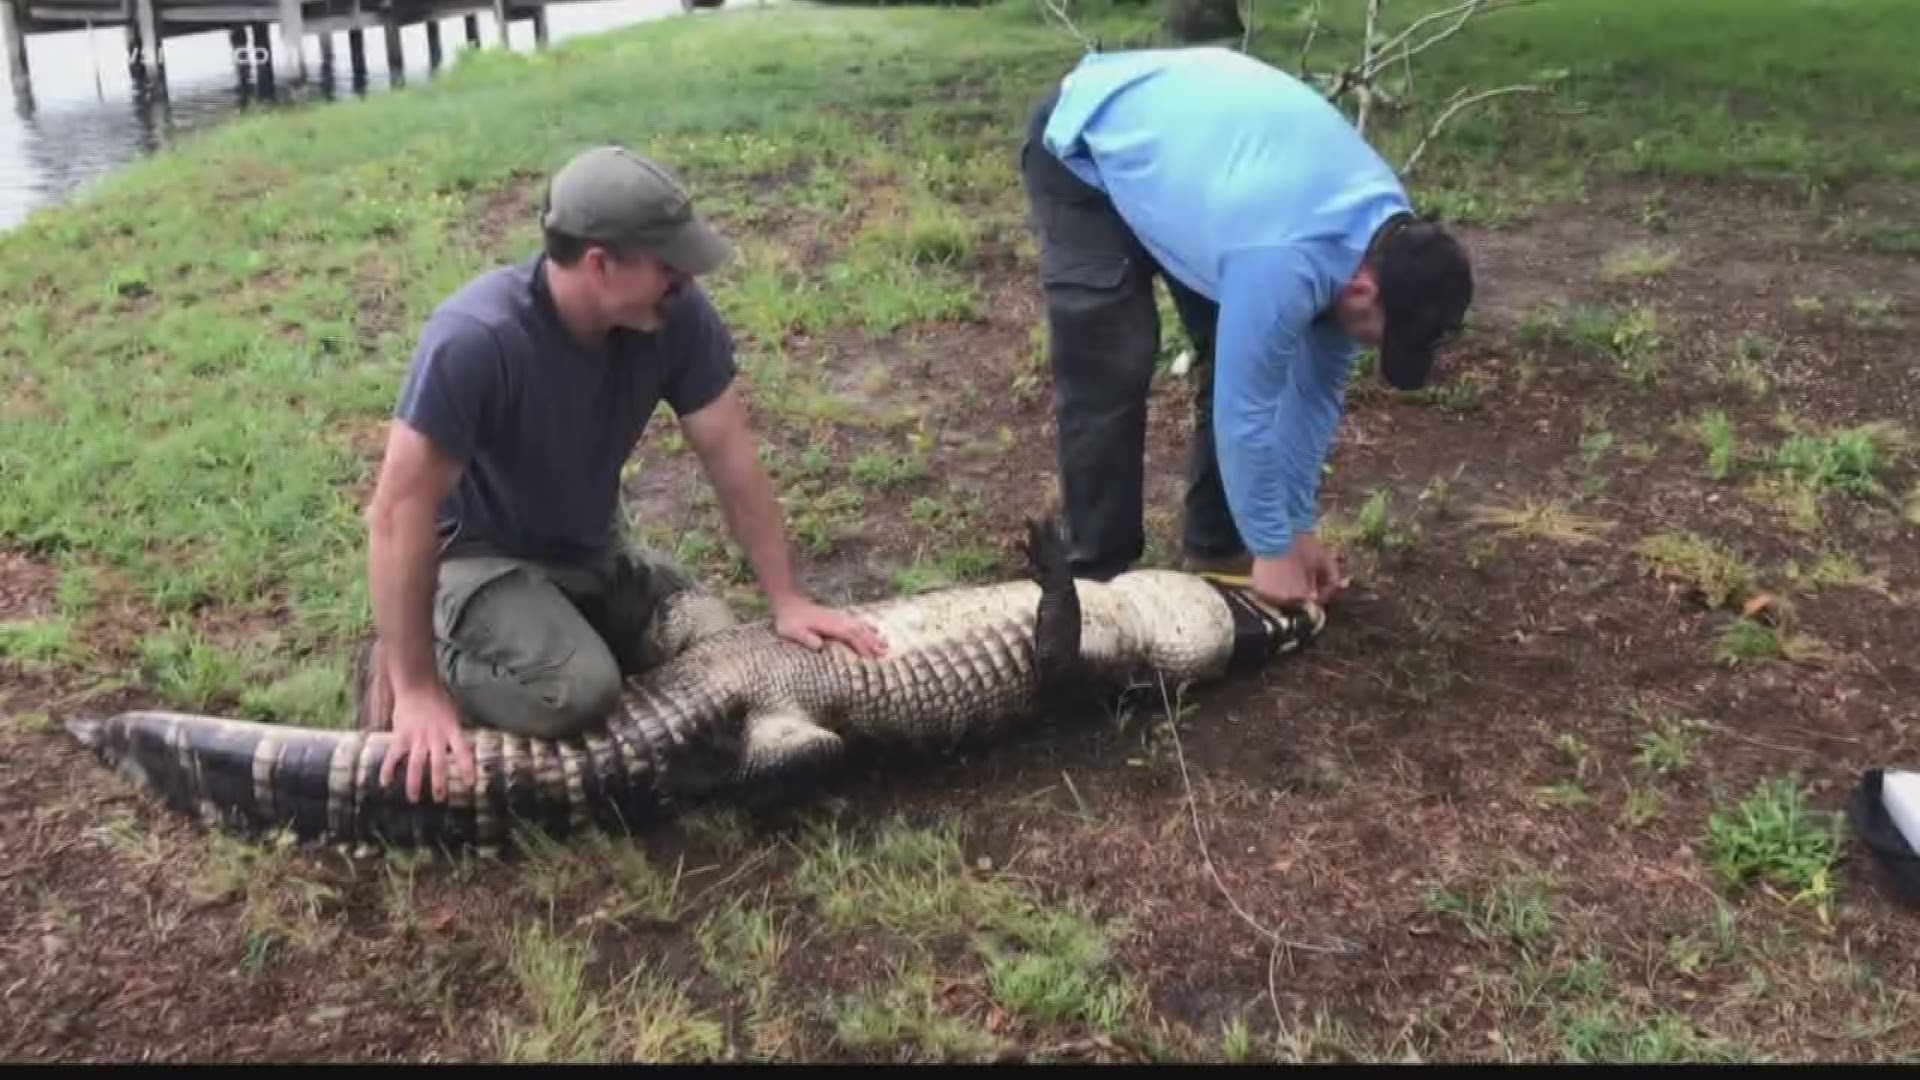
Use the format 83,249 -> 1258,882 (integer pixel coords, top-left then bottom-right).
1884,769 -> 1920,853
1170,349 -> 1192,376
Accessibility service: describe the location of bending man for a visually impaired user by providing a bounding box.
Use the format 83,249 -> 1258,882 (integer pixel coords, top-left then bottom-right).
1020,46 -> 1474,606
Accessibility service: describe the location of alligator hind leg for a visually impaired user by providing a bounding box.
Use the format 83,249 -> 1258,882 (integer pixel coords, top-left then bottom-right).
733,707 -> 846,813
581,547 -> 741,675
646,588 -> 739,660
1025,517 -> 1102,719
739,707 -> 844,783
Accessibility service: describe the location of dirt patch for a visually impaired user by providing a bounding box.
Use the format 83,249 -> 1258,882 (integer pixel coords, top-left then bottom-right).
0,549 -> 57,624
470,175 -> 546,262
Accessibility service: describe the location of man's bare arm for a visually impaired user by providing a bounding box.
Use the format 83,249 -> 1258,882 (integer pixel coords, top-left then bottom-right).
678,382 -> 804,605
364,419 -> 476,800
678,383 -> 884,657
365,420 -> 462,696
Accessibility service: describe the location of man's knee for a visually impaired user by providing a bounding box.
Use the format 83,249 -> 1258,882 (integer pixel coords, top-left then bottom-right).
432,557 -> 625,739
513,649 -> 622,738
441,639 -> 621,740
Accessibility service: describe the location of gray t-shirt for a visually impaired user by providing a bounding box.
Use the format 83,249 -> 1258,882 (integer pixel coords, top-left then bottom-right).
393,254 -> 735,566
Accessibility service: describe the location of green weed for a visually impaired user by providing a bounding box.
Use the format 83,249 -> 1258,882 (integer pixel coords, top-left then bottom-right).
830,960 -> 1001,1062
1408,377 -> 1484,413
1711,617 -> 1781,665
1704,775 -> 1844,920
1768,421 -> 1904,499
1783,550 -> 1895,600
1470,498 -> 1615,546
1713,334 -> 1776,397
1846,294 -> 1899,331
1599,241 -> 1679,282
1425,870 -> 1556,951
1696,410 -> 1738,480
976,900 -> 1135,1032
1634,531 -> 1757,609
1634,714 -> 1701,776
1619,785 -> 1665,828
1741,475 -> 1825,535
1554,1001 -> 1745,1063
1353,487 -> 1420,553
1219,1015 -> 1252,1063
0,617 -> 85,667
493,923 -> 725,1063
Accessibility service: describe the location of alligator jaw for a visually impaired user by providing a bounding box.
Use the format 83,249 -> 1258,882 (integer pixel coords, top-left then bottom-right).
65,715 -> 104,748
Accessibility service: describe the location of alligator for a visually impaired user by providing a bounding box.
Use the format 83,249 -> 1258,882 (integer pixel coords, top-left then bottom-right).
65,520 -> 1325,853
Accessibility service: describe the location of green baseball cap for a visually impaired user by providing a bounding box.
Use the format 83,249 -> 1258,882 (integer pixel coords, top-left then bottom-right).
540,145 -> 732,275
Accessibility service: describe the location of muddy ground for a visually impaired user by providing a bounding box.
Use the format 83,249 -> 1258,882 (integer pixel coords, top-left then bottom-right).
5,170 -> 1919,1061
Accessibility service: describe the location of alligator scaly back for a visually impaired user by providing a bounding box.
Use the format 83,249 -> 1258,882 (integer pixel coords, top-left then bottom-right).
65,520 -> 1325,853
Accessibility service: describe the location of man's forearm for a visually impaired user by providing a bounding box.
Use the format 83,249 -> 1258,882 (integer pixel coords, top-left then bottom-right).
367,501 -> 445,698
705,442 -> 804,607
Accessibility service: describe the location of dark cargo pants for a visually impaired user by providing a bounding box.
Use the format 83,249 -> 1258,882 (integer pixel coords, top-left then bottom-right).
431,538 -> 700,740
1018,85 -> 1247,581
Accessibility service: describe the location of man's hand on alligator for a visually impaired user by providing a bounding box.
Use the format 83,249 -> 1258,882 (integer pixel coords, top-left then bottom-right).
381,683 -> 477,805
769,593 -> 887,658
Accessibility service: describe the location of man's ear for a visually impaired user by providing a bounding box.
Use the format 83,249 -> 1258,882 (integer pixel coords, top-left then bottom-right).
1340,265 -> 1379,307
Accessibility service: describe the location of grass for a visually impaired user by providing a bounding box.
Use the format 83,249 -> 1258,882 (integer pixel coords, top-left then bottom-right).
1634,714 -> 1701,777
1703,775 -> 1844,917
492,922 -> 726,1062
1425,869 -> 1557,952
1767,421 -> 1906,501
1468,498 -> 1615,546
1599,242 -> 1679,282
1634,532 -> 1759,610
4,0 -> 1919,1066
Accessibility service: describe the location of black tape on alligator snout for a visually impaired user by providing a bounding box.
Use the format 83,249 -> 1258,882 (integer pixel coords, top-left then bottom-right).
1205,580 -> 1313,673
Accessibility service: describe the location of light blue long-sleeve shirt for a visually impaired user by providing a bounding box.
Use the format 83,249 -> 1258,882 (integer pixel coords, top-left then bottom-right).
1041,46 -> 1410,557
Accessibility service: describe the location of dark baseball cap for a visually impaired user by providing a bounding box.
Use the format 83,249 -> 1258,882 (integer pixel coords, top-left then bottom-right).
540,146 -> 732,275
1373,214 -> 1473,390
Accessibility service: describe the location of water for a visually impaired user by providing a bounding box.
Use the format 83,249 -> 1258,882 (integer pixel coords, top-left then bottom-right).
0,0 -> 702,230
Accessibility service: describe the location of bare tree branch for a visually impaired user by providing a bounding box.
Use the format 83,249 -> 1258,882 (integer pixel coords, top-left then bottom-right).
1400,83 -> 1545,175
1368,0 -> 1539,76
1328,0 -> 1540,110
1356,0 -> 1382,135
1038,0 -> 1093,52
1296,0 -> 1322,76
1377,0 -> 1541,75
1239,0 -> 1255,53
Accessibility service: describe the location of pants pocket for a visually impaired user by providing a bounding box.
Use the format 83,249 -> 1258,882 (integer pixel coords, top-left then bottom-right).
1040,242 -> 1131,293
432,556 -> 527,645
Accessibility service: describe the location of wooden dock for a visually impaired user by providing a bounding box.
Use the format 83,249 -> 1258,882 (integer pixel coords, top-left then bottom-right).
0,0 -> 711,102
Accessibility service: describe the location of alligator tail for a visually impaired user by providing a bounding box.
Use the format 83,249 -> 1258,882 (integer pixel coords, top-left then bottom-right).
64,705 -> 676,852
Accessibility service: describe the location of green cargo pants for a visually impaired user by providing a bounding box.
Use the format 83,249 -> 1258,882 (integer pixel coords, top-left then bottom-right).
431,541 -> 701,740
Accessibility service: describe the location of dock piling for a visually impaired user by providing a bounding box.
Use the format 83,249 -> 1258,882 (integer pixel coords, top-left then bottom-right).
380,10 -> 400,80
132,0 -> 166,96
2,0 -> 32,103
274,0 -> 306,84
